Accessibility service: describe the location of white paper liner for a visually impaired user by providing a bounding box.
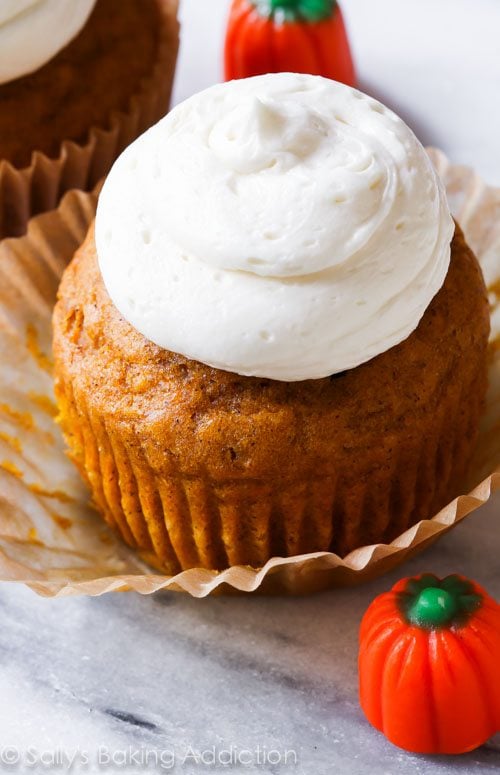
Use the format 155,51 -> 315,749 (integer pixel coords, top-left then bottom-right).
0,149 -> 498,597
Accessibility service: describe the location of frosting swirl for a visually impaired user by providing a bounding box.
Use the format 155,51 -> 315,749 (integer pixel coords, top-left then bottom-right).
96,73 -> 454,381
0,0 -> 96,85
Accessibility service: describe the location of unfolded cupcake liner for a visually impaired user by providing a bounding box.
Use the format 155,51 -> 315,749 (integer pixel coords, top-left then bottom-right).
0,0 -> 179,240
0,149 -> 499,597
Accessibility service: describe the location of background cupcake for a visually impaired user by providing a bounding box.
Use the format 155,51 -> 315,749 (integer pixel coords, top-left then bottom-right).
0,0 -> 179,238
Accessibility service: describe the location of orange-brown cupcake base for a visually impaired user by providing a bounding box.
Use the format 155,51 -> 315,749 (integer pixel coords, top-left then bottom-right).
52,225 -> 490,574
0,0 -> 179,238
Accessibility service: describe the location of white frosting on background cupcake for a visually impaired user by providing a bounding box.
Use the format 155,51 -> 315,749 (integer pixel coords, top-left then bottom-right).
96,73 -> 454,382
0,0 -> 96,85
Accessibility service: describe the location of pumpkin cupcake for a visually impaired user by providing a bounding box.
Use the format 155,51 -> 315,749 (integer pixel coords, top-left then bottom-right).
0,0 -> 179,238
53,74 -> 490,574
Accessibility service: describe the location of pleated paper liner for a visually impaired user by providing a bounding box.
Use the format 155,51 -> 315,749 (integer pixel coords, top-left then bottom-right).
0,149 -> 498,598
0,0 -> 179,240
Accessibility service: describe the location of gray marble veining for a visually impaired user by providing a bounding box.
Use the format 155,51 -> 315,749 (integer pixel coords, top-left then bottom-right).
0,494 -> 499,774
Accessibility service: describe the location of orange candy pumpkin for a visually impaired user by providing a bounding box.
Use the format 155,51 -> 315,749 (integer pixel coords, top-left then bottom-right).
359,573 -> 500,754
224,0 -> 355,86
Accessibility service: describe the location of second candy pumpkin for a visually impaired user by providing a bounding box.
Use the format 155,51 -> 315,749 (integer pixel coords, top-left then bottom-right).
224,0 -> 356,86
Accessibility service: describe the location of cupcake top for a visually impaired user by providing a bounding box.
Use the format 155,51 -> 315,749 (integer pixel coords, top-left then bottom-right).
96,73 -> 454,381
0,0 -> 96,85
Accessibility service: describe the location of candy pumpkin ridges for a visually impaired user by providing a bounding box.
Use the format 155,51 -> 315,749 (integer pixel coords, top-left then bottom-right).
224,0 -> 355,86
359,574 -> 500,754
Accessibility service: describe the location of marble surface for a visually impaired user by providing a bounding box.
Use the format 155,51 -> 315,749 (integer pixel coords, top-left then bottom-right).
1,506 -> 500,774
0,1 -> 499,773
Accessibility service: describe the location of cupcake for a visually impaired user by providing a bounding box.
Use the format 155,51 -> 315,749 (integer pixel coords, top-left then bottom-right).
52,74 -> 490,574
0,0 -> 179,238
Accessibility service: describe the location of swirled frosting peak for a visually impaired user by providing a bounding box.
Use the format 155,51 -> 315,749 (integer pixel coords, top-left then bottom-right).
96,73 -> 454,381
0,0 -> 96,85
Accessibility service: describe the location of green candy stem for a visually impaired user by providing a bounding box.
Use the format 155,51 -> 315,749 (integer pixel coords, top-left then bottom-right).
252,0 -> 337,23
407,587 -> 459,628
399,574 -> 483,630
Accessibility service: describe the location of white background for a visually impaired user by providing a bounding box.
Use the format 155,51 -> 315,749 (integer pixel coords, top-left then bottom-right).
173,0 -> 500,184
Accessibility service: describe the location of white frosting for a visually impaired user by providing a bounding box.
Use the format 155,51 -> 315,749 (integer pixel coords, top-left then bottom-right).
0,0 -> 96,85
96,73 -> 454,382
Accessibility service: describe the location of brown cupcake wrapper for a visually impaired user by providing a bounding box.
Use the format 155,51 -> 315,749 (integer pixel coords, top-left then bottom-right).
54,344 -> 484,579
0,152 -> 499,597
0,0 -> 179,239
